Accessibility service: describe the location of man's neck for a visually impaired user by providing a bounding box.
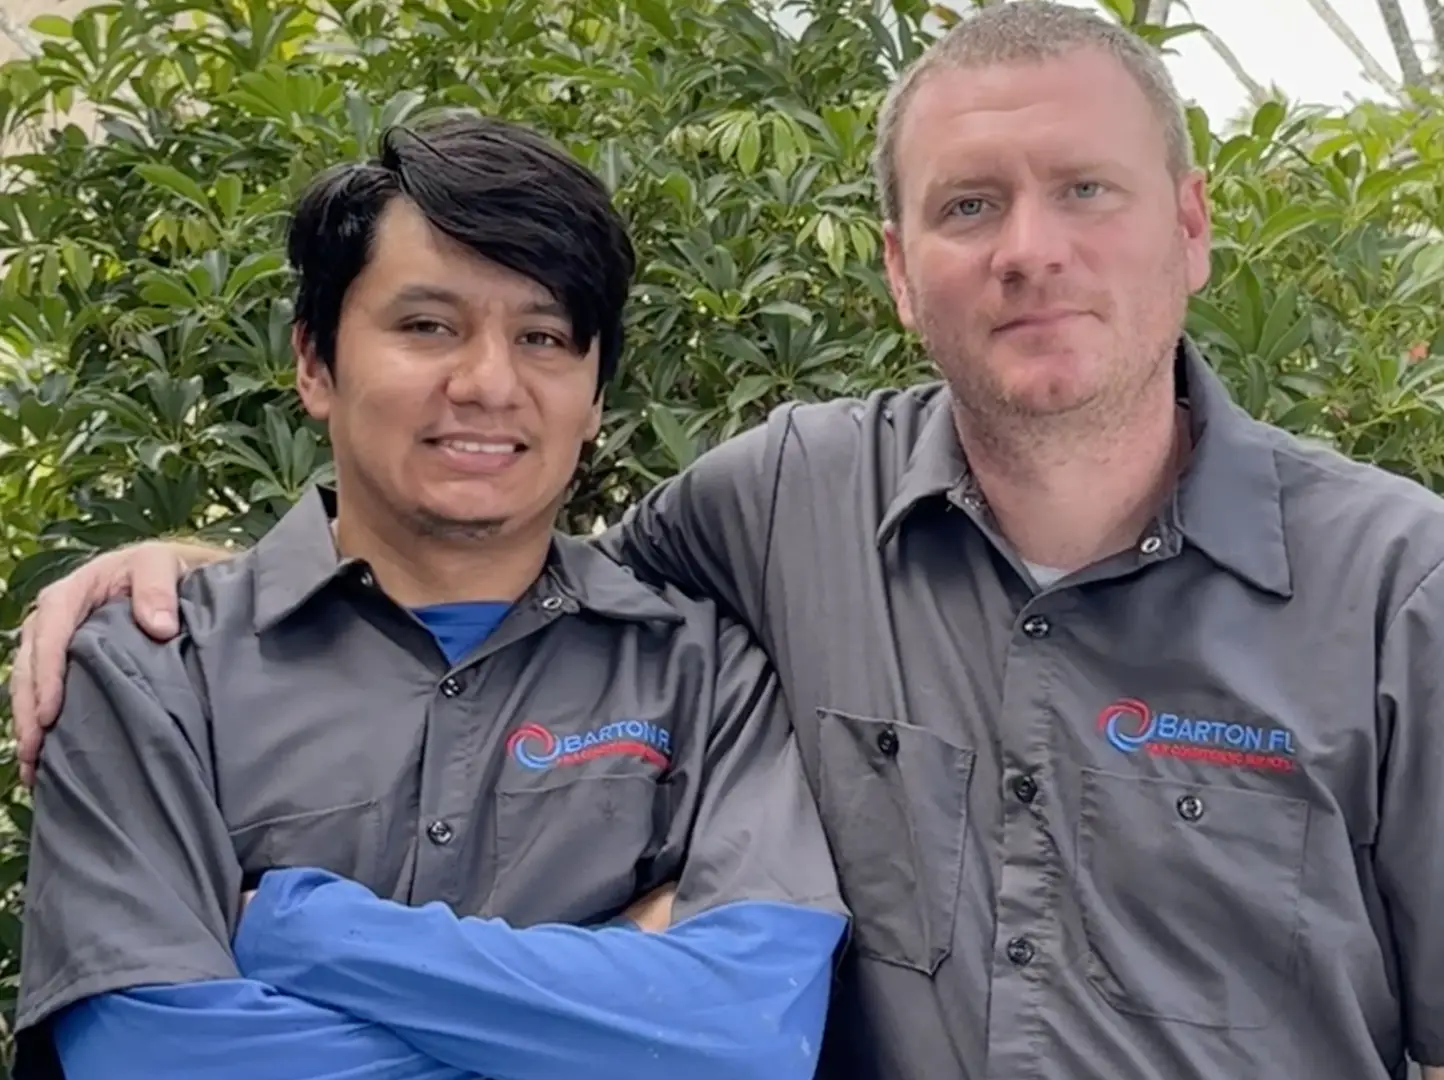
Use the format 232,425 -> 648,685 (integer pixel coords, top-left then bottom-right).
956,385 -> 1188,574
333,510 -> 550,609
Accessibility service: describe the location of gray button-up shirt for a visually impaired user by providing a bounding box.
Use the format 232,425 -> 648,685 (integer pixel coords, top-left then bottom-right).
16,489 -> 841,1075
604,340 -> 1444,1080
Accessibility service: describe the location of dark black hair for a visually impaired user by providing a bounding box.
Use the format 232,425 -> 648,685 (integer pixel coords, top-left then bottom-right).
286,111 -> 636,394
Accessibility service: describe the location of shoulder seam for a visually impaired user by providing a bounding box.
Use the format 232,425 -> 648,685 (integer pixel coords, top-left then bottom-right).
757,404 -> 800,639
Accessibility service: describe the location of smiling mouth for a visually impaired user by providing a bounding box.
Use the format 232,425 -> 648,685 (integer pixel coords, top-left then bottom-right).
431,438 -> 526,455
426,437 -> 529,472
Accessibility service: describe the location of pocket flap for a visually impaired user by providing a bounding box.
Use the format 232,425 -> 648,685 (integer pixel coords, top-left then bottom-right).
1076,769 -> 1309,1028
816,708 -> 975,974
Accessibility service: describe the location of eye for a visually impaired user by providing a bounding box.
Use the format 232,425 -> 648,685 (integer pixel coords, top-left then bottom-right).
1071,181 -> 1104,199
400,317 -> 452,336
520,330 -> 569,349
948,197 -> 988,218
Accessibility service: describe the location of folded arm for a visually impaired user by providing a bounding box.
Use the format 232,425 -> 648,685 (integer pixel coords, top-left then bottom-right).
239,871 -> 843,1080
54,981 -> 469,1080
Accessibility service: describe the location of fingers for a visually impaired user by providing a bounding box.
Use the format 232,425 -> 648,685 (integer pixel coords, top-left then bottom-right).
128,546 -> 185,640
7,544 -> 187,789
624,881 -> 678,933
10,612 -> 40,789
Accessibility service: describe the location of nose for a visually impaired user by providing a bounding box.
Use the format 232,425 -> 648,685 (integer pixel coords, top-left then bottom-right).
990,191 -> 1070,284
445,329 -> 522,409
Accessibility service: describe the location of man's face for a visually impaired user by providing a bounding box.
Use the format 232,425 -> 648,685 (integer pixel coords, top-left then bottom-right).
296,198 -> 601,543
882,47 -> 1211,424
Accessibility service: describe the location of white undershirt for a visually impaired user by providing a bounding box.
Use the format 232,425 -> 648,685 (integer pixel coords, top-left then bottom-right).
1023,560 -> 1069,589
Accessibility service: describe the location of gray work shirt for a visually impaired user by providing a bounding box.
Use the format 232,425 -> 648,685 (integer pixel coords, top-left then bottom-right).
604,339 -> 1444,1080
16,488 -> 842,1076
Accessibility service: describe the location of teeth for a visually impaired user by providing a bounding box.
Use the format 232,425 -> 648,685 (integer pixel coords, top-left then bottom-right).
442,440 -> 517,454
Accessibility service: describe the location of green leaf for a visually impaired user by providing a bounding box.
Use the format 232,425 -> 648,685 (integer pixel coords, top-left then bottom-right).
59,240 -> 92,292
30,14 -> 72,36
754,300 -> 813,323
633,0 -> 676,39
1186,104 -> 1212,168
39,248 -> 61,296
135,164 -> 212,214
726,374 -> 773,412
1254,204 -> 1325,252
1095,0 -> 1135,24
1250,101 -> 1286,143
737,118 -> 761,175
648,404 -> 696,470
215,174 -> 244,220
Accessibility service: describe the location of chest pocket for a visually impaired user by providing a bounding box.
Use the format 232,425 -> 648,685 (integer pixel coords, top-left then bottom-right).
1075,768 -> 1309,1028
230,798 -> 385,887
485,773 -> 662,927
815,708 -> 975,975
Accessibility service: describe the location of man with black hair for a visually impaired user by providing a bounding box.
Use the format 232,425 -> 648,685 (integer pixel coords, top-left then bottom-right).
11,112 -> 846,1080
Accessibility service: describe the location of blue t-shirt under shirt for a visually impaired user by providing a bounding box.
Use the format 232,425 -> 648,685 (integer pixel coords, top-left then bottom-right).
412,602 -> 511,665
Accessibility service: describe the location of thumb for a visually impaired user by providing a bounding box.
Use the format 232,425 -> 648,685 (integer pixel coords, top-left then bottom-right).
130,549 -> 185,639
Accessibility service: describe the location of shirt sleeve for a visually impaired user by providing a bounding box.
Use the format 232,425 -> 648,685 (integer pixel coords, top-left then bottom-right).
667,616 -> 846,923
11,612 -> 455,1080
235,869 -> 844,1080
1375,558 -> 1444,1066
16,611 -> 243,1049
53,983 -> 469,1080
594,405 -> 792,636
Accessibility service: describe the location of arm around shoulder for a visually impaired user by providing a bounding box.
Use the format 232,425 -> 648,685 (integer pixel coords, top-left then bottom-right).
597,404 -> 796,634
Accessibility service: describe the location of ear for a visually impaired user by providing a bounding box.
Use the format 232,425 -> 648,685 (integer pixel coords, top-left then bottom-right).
1177,168 -> 1212,294
882,220 -> 917,331
293,325 -> 335,421
583,398 -> 602,443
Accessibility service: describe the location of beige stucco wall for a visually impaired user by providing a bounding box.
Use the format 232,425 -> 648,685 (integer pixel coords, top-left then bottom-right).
1,0 -> 89,60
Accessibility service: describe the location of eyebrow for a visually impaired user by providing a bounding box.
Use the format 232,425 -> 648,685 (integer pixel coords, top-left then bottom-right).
387,284 -> 465,308
385,285 -> 569,321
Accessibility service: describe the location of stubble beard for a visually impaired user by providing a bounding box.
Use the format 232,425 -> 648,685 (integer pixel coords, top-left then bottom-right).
409,507 -> 508,543
914,275 -> 1188,466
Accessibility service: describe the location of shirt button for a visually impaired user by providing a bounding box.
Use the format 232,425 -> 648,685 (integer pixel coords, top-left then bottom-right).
426,820 -> 455,846
1176,794 -> 1205,822
1140,534 -> 1163,556
541,595 -> 565,612
876,726 -> 900,757
440,677 -> 462,698
1021,615 -> 1051,639
1011,774 -> 1038,804
1006,936 -> 1036,966
358,569 -> 375,587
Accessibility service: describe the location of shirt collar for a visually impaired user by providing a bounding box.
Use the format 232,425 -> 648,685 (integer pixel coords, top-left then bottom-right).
1172,338 -> 1291,597
253,486 -> 358,631
875,338 -> 1292,597
253,486 -> 683,632
544,533 -> 684,625
876,389 -> 969,547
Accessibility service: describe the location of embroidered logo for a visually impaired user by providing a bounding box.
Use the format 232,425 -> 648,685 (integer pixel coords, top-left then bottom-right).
506,721 -> 672,771
1097,698 -> 1296,772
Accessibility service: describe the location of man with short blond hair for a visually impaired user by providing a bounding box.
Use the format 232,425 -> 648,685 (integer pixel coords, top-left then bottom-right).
15,4 -> 1444,1078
